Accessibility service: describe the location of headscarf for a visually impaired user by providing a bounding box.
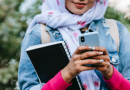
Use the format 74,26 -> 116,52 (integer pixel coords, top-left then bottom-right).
26,0 -> 109,90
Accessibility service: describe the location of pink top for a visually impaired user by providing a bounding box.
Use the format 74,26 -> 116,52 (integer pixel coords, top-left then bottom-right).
103,66 -> 130,90
41,67 -> 130,90
41,70 -> 72,90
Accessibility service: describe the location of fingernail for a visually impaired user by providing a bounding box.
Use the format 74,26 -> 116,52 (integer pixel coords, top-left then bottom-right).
100,59 -> 104,62
89,46 -> 95,50
91,47 -> 95,50
89,46 -> 92,50
99,52 -> 103,54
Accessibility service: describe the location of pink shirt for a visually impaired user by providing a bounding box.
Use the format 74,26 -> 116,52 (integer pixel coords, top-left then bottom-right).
41,70 -> 72,90
41,67 -> 130,90
103,66 -> 130,90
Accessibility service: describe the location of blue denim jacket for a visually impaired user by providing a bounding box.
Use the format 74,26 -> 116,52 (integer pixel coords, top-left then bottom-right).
18,18 -> 130,90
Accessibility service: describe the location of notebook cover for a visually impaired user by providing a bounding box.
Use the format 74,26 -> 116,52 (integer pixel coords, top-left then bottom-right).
27,42 -> 84,90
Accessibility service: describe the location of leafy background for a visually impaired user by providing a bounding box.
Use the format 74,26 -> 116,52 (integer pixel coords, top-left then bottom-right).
0,0 -> 130,89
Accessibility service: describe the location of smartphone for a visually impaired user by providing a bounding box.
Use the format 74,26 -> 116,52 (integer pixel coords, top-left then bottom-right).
78,32 -> 100,66
79,32 -> 100,47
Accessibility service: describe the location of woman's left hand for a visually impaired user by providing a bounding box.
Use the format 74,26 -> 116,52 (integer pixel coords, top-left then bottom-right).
91,46 -> 114,80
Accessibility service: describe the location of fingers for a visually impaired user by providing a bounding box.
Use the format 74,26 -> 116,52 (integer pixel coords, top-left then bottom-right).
82,51 -> 103,59
73,60 -> 96,72
74,46 -> 108,55
91,55 -> 110,65
92,46 -> 109,55
95,62 -> 111,74
91,55 -> 111,75
72,51 -> 103,61
92,55 -> 110,61
74,59 -> 103,72
74,46 -> 90,54
75,59 -> 103,66
80,66 -> 95,71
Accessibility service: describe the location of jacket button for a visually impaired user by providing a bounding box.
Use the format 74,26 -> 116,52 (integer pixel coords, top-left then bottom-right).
112,57 -> 116,63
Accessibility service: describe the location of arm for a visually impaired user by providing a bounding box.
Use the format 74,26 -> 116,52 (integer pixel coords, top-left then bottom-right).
104,66 -> 130,90
18,25 -> 43,90
103,21 -> 130,90
41,71 -> 72,90
18,24 -> 71,90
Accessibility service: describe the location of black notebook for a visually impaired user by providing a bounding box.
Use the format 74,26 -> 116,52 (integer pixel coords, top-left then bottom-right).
26,41 -> 84,90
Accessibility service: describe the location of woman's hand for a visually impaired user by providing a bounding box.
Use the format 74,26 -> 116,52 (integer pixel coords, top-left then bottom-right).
91,46 -> 114,80
61,46 -> 104,83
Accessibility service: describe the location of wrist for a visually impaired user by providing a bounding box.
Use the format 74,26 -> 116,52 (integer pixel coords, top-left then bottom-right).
61,67 -> 73,84
103,65 -> 114,80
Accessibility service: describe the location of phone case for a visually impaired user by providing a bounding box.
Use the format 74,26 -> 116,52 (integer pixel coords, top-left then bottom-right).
78,32 -> 100,67
78,32 -> 100,47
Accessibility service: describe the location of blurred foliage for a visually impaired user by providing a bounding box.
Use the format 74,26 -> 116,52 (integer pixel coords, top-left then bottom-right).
105,6 -> 130,31
0,0 -> 25,89
0,0 -> 42,89
0,0 -> 130,89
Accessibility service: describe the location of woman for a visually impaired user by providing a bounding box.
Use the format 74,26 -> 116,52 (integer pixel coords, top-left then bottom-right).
18,0 -> 130,90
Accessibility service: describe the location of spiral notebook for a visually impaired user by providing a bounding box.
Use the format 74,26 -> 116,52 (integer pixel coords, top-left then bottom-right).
26,41 -> 84,90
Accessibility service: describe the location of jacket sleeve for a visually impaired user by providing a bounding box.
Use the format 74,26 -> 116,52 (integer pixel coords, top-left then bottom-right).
116,20 -> 130,81
103,21 -> 130,90
18,24 -> 43,90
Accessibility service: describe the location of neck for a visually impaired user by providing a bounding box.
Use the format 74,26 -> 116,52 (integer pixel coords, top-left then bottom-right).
80,25 -> 89,31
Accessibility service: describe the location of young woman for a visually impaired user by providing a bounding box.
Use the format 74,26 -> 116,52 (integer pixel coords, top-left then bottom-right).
18,0 -> 130,90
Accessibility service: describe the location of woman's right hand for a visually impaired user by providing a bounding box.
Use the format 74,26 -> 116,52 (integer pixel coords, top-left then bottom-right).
61,46 -> 104,84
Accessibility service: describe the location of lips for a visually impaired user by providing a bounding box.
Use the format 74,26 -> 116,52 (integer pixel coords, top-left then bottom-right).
73,2 -> 86,8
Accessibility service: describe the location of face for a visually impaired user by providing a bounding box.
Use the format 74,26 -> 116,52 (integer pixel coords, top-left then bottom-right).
65,0 -> 95,15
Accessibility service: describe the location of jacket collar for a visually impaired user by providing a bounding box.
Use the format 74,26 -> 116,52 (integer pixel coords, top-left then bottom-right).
85,17 -> 110,33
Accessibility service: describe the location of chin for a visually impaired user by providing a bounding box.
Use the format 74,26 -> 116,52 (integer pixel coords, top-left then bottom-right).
69,7 -> 88,15
73,11 -> 86,15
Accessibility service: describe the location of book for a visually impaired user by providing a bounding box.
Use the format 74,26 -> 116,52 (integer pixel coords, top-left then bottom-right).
26,41 -> 84,90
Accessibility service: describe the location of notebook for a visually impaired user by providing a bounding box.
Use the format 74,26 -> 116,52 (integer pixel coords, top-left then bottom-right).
26,41 -> 84,90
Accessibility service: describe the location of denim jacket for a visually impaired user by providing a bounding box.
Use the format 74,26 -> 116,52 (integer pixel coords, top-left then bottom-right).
18,18 -> 130,90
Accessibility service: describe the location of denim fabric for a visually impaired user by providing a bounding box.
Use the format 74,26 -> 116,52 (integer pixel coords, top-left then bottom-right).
18,18 -> 130,90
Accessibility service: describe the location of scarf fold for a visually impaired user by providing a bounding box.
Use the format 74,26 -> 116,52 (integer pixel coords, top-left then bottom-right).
26,0 -> 109,90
